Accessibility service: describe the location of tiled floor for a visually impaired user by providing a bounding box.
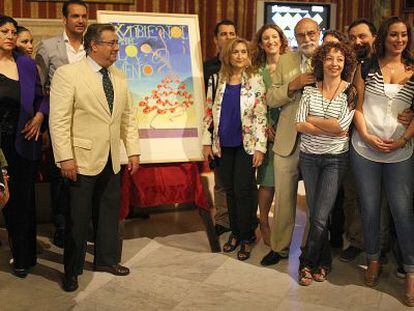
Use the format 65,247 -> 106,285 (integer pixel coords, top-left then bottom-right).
0,208 -> 411,310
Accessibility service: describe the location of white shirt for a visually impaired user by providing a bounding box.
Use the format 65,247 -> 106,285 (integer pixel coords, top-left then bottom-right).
352,70 -> 414,163
86,56 -> 114,86
63,31 -> 85,64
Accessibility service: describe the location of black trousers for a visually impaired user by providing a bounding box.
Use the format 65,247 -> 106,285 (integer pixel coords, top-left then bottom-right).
216,146 -> 256,241
1,133 -> 37,270
64,160 -> 120,277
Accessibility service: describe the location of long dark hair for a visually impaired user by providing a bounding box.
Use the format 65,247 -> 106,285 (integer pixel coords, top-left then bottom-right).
374,16 -> 414,67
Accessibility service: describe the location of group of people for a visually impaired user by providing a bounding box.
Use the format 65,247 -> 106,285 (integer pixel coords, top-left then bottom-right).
202,17 -> 414,306
0,0 -> 139,292
0,0 -> 413,306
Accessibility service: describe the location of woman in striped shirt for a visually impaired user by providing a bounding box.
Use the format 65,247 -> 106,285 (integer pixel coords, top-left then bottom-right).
352,17 -> 414,306
295,42 -> 356,286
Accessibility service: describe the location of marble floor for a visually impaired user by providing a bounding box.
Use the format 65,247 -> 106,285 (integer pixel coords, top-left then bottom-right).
0,208 -> 411,310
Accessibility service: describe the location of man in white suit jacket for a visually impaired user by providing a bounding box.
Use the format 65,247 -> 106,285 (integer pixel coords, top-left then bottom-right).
49,23 -> 140,292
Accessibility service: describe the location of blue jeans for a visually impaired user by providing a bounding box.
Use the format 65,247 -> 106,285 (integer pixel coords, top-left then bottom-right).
351,147 -> 414,273
299,151 -> 349,269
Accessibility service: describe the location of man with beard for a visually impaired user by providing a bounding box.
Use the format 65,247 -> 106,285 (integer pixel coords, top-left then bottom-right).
36,0 -> 88,248
261,18 -> 319,266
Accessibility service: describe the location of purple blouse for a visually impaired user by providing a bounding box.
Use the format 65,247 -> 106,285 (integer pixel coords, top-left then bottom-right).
219,84 -> 242,147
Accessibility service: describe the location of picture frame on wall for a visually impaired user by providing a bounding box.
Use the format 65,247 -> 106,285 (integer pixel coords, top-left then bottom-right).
404,0 -> 414,12
97,11 -> 205,164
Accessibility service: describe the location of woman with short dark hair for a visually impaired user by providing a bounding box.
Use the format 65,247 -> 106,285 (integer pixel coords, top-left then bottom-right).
295,41 -> 356,285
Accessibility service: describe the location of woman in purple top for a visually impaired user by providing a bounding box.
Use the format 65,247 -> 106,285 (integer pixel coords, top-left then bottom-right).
0,15 -> 47,278
202,38 -> 267,260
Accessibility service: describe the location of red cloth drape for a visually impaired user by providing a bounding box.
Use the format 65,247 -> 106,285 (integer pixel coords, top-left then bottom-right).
120,162 -> 210,220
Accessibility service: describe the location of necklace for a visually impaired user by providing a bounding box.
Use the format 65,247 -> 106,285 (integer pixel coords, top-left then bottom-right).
321,80 -> 342,118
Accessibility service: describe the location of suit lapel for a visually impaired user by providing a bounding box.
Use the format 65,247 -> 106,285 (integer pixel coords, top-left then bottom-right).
240,73 -> 250,117
57,36 -> 69,65
80,59 -> 111,117
214,78 -> 226,130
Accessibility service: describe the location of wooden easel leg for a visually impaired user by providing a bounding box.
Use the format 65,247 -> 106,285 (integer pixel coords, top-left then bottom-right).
198,208 -> 221,252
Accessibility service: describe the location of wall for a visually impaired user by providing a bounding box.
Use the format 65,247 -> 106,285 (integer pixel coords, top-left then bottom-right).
1,0 -> 413,59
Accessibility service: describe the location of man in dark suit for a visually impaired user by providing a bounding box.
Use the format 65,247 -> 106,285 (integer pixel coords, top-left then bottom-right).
50,23 -> 140,292
35,0 -> 88,248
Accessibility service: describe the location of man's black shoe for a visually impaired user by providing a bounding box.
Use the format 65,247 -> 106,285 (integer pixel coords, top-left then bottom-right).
62,275 -> 78,292
339,246 -> 362,262
53,229 -> 65,248
215,224 -> 231,236
260,250 -> 287,266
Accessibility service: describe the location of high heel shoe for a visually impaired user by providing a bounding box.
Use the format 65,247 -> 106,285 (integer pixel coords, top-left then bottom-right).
405,273 -> 414,307
364,260 -> 380,287
237,241 -> 252,261
222,234 -> 239,253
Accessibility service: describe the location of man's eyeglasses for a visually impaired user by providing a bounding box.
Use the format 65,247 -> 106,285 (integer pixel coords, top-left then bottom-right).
295,30 -> 318,40
96,40 -> 119,47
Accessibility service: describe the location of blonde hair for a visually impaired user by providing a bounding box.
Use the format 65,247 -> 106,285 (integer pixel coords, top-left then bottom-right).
219,37 -> 256,83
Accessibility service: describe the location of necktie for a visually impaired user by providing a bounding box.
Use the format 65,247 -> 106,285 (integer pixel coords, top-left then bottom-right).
100,67 -> 114,113
306,58 -> 313,73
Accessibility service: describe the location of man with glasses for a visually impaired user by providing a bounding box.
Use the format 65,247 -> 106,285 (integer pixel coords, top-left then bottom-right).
261,18 -> 320,266
49,23 -> 140,292
35,0 -> 88,248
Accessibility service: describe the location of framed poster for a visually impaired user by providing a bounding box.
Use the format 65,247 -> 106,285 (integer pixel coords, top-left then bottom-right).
97,11 -> 205,164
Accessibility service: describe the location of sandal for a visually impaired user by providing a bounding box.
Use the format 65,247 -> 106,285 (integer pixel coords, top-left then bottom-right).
237,241 -> 251,261
223,234 -> 239,253
406,273 -> 414,307
313,266 -> 330,282
364,260 -> 381,287
298,267 -> 313,286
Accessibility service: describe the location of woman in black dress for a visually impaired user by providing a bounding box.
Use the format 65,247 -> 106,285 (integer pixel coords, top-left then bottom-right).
0,16 -> 47,278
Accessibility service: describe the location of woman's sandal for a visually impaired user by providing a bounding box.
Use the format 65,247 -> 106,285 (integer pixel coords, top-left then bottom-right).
223,234 -> 240,253
405,273 -> 414,307
313,266 -> 330,282
364,260 -> 381,287
237,241 -> 251,261
299,267 -> 313,286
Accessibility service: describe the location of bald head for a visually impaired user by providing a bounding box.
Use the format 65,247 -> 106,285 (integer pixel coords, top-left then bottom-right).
294,18 -> 318,33
294,18 -> 320,57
